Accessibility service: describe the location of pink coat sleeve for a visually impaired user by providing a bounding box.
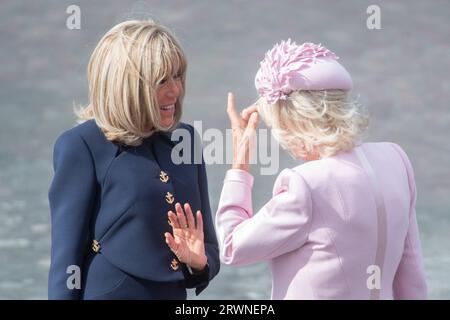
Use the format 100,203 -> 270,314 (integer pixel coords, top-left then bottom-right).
391,143 -> 428,299
215,168 -> 312,266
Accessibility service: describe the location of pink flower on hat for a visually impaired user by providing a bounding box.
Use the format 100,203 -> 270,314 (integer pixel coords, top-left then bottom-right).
255,40 -> 340,104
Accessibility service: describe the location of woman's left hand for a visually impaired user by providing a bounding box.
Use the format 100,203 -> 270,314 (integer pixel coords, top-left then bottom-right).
165,203 -> 207,271
227,92 -> 259,172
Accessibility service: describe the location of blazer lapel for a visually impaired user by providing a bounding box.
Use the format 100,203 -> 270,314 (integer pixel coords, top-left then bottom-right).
150,131 -> 179,176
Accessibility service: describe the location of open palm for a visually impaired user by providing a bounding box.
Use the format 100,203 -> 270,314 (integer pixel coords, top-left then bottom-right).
164,202 -> 207,271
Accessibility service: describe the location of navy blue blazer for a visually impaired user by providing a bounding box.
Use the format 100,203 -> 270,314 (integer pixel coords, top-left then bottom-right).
48,119 -> 220,299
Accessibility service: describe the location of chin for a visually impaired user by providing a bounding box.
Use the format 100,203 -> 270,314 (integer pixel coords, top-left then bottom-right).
162,120 -> 175,128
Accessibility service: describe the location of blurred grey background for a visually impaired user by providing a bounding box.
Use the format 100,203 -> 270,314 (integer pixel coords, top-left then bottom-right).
0,0 -> 449,299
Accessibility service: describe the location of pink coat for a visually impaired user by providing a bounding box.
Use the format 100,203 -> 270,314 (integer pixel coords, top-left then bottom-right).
215,142 -> 427,299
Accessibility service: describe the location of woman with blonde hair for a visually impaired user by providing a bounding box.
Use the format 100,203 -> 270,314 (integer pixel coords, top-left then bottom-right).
48,20 -> 219,299
216,40 -> 427,299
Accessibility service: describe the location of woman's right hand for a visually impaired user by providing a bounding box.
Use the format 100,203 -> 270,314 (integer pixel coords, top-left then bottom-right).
226,92 -> 259,172
165,203 -> 207,272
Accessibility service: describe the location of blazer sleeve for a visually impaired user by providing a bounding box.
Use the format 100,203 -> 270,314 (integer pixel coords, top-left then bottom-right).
391,143 -> 428,299
215,168 -> 312,266
181,125 -> 220,295
48,131 -> 97,299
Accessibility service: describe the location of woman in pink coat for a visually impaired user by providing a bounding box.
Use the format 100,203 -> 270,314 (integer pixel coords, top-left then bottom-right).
215,40 -> 427,299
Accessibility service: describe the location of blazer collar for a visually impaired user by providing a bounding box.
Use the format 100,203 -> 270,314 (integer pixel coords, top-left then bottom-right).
144,130 -> 180,175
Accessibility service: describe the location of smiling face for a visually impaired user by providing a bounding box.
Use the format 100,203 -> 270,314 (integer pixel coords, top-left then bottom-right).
157,75 -> 183,128
81,20 -> 188,146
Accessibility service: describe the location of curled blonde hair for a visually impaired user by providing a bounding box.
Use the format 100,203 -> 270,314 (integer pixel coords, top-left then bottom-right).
257,90 -> 369,159
77,20 -> 187,146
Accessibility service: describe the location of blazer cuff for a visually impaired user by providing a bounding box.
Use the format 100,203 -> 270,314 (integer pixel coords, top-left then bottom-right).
182,263 -> 210,292
225,169 -> 254,187
186,262 -> 208,275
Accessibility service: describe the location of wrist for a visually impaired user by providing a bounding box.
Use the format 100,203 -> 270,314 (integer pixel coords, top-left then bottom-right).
191,255 -> 207,272
232,164 -> 249,171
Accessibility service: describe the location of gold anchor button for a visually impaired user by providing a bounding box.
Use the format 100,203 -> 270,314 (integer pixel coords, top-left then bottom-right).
92,239 -> 101,253
165,192 -> 174,204
171,258 -> 179,271
159,171 -> 169,183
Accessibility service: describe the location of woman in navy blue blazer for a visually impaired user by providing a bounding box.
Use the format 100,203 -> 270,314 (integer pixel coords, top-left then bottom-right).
48,20 -> 220,299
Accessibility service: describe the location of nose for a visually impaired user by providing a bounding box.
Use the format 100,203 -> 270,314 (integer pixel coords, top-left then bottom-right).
166,78 -> 181,98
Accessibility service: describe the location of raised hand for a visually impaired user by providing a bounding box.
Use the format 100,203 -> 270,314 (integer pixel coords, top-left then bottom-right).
226,92 -> 259,171
165,203 -> 207,271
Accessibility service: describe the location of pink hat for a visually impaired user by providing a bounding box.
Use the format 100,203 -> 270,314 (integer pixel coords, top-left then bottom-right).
255,40 -> 353,104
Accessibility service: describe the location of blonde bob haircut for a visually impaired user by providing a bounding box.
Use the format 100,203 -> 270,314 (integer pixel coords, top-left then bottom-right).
77,20 -> 187,146
257,90 -> 369,159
